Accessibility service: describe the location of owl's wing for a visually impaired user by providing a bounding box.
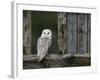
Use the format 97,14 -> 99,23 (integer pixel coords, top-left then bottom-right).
37,38 -> 49,62
48,38 -> 52,48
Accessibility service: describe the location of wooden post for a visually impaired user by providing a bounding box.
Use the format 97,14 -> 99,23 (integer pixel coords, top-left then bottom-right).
77,14 -> 88,53
87,14 -> 91,53
57,12 -> 67,54
23,11 -> 32,55
67,13 -> 77,54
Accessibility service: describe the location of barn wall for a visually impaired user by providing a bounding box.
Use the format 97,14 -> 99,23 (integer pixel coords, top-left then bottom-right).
58,13 -> 91,54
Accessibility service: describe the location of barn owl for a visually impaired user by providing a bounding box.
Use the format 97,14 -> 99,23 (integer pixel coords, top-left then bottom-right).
37,29 -> 52,62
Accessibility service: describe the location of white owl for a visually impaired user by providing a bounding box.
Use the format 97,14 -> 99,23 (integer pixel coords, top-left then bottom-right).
37,29 -> 52,62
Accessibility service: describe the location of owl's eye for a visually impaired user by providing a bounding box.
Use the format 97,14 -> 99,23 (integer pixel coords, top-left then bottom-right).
48,32 -> 49,34
44,32 -> 46,34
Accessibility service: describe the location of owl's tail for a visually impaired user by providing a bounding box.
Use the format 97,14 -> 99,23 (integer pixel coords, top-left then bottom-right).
37,54 -> 45,62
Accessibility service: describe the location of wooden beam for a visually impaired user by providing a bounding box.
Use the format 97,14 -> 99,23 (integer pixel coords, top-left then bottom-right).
23,54 -> 90,61
57,12 -> 67,54
67,13 -> 77,53
23,11 -> 32,55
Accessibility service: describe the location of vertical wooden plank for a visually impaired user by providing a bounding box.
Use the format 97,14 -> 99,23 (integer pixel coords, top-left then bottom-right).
57,12 -> 67,54
83,14 -> 88,53
87,14 -> 91,53
23,11 -> 32,55
67,13 -> 77,53
77,13 -> 87,53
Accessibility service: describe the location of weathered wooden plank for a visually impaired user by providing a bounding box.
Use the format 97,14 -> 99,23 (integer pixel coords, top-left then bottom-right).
87,14 -> 91,53
23,54 -> 90,61
67,13 -> 77,53
57,12 -> 67,54
23,11 -> 32,55
23,55 -> 90,69
77,14 -> 88,53
82,14 -> 88,53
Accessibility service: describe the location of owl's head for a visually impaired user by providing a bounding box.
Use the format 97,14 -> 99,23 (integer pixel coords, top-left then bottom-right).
41,29 -> 52,39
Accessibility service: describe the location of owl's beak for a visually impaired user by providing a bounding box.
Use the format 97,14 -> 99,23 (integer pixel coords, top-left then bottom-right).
45,38 -> 49,39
